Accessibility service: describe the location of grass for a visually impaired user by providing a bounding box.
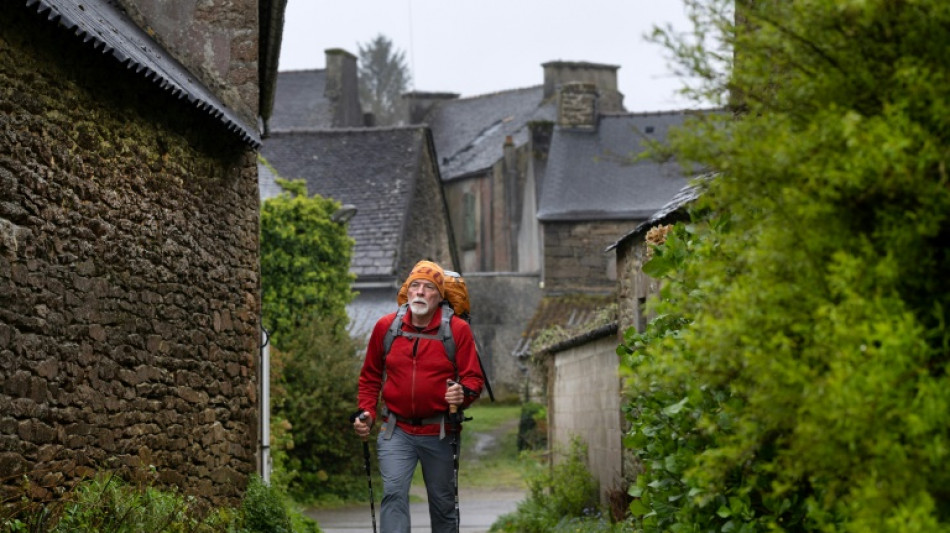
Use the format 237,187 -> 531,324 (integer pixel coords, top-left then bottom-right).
411,403 -> 526,493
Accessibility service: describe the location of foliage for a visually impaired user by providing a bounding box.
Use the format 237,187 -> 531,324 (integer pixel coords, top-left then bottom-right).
240,475 -> 322,533
269,314 -> 366,504
490,438 -> 615,533
259,171 -> 364,504
259,176 -> 355,348
516,401 -> 548,452
357,34 -> 411,126
530,302 -> 618,357
620,1 -> 950,531
0,472 -> 318,533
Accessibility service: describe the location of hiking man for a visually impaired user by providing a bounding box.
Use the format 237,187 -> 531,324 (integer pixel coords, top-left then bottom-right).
353,259 -> 485,533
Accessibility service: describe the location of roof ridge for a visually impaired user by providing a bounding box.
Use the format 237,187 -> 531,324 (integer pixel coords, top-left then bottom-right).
455,84 -> 543,101
277,68 -> 327,74
268,125 -> 428,135
600,106 -> 722,118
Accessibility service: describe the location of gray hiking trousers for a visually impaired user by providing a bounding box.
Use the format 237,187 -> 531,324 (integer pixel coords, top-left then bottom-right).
377,425 -> 457,533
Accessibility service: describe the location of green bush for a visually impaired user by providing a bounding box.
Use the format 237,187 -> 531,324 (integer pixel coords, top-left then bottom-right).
241,475 -> 292,533
516,402 -> 547,451
621,2 -> 950,530
269,315 -> 366,504
491,438 -> 615,533
0,472 -> 319,533
259,174 -> 367,503
51,473 -> 219,532
259,176 -> 355,347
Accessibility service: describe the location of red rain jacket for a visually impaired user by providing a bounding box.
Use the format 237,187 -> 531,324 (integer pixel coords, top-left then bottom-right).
358,305 -> 484,436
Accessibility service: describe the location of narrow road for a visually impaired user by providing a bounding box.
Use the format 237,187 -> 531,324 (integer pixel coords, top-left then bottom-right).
305,487 -> 524,532
307,415 -> 526,532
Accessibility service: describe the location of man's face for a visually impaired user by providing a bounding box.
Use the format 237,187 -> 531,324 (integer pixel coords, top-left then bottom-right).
408,279 -> 440,317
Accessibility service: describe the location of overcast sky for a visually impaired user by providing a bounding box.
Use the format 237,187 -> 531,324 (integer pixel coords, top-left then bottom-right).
277,1 -> 698,113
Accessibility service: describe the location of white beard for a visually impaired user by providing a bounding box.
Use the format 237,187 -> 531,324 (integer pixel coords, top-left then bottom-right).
409,298 -> 430,316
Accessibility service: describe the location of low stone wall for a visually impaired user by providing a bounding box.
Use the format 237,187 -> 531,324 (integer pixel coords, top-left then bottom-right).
0,9 -> 259,506
548,335 -> 624,506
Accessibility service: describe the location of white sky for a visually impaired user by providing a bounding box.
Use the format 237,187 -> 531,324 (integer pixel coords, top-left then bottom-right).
277,0 -> 697,113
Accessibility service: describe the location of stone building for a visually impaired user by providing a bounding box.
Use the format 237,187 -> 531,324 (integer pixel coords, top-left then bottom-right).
521,86 -> 711,504
259,126 -> 457,340
263,52 -> 711,404
259,49 -> 457,344
407,61 -> 625,276
402,62 -> 627,398
1,0 -> 279,506
266,49 -> 368,134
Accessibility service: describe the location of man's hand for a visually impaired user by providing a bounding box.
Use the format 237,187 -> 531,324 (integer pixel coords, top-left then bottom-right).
445,380 -> 463,407
353,411 -> 372,440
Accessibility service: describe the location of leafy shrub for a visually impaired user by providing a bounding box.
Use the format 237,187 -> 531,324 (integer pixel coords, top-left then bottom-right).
1,472 -> 319,533
241,475 -> 291,532
269,314 -> 366,504
259,177 -> 355,346
51,473 -> 214,532
491,438 -> 613,533
621,1 -> 950,530
516,401 -> 547,451
260,175 -> 367,503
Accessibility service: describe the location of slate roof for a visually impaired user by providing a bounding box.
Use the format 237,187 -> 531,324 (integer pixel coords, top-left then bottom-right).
269,70 -> 333,130
346,287 -> 399,342
538,111 -> 695,221
604,175 -> 713,252
512,293 -> 617,358
259,127 -> 432,280
26,0 -> 261,148
427,86 -> 556,180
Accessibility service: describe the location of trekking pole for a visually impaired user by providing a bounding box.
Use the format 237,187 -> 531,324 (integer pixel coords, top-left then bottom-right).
351,410 -> 378,533
447,380 -> 462,533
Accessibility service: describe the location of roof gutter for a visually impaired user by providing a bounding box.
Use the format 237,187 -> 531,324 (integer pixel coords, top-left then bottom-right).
27,0 -> 262,149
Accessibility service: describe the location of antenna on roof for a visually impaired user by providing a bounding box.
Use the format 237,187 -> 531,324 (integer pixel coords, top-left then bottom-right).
407,0 -> 416,91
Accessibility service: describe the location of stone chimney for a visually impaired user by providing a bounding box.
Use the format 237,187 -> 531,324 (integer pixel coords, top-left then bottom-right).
542,61 -> 624,112
557,82 -> 599,130
324,48 -> 364,127
401,91 -> 460,124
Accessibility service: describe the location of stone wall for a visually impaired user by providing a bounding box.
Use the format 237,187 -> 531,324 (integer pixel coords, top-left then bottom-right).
464,273 -> 542,400
542,220 -> 631,294
616,234 -> 661,336
0,8 -> 260,506
547,335 -> 624,506
117,0 -> 260,126
557,83 -> 599,130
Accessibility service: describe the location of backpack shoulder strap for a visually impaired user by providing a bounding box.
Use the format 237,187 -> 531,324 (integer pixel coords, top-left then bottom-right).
382,301 -> 460,381
438,301 -> 458,379
382,304 -> 409,369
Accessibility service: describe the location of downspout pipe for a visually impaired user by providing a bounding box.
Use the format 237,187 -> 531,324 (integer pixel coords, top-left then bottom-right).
259,326 -> 272,485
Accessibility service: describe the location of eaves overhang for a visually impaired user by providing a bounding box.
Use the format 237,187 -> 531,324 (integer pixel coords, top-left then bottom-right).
27,0 -> 262,149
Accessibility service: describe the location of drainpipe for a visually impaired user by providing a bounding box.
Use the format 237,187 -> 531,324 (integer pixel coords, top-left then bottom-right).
259,326 -> 272,485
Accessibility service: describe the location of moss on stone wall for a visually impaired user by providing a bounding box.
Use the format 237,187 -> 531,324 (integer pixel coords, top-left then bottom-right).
1,7 -> 260,507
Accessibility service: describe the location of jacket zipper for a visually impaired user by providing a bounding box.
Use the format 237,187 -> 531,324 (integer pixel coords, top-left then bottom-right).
410,337 -> 419,417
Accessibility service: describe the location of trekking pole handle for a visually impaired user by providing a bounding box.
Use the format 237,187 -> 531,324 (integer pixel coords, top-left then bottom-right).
447,380 -> 459,414
352,410 -> 371,441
